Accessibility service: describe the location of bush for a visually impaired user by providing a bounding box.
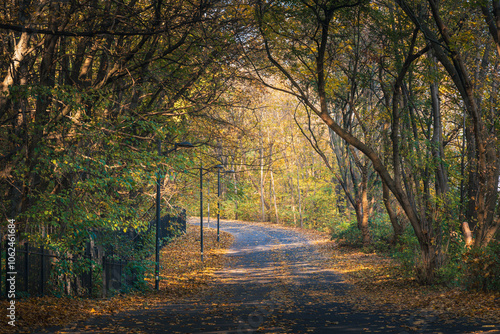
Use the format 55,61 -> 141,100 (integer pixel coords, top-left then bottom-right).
331,212 -> 397,252
390,227 -> 420,276
123,260 -> 149,292
432,229 -> 467,288
462,241 -> 500,291
331,210 -> 500,291
331,216 -> 363,247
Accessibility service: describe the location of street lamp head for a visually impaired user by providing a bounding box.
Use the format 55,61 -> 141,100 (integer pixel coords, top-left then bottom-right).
214,164 -> 224,169
176,141 -> 195,148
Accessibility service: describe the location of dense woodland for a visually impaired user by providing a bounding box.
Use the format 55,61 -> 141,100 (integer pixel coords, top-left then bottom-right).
1,0 -> 499,291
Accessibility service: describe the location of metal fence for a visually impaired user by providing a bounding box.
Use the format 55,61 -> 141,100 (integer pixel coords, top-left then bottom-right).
0,241 -> 130,299
0,210 -> 187,299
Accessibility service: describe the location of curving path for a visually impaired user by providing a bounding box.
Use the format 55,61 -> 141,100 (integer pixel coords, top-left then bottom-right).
43,220 -> 496,334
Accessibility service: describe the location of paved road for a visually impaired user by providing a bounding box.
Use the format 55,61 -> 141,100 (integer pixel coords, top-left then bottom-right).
44,220 -> 497,334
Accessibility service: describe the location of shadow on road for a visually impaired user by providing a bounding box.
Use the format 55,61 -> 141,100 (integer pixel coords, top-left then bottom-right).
44,220 -> 497,334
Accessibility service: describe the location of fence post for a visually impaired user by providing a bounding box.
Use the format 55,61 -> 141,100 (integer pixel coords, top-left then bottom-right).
4,240 -> 7,299
0,233 -> 3,299
167,214 -> 170,237
181,209 -> 187,233
24,243 -> 29,294
102,255 -> 106,298
119,259 -> 123,290
41,245 -> 44,297
177,214 -> 181,234
89,244 -> 93,298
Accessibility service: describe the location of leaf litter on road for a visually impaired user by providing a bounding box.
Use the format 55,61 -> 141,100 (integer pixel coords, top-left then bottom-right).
0,225 -> 234,334
4,220 -> 498,333
312,238 -> 500,330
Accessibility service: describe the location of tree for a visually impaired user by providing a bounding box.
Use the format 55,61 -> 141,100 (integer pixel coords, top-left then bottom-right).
248,0 -> 471,283
0,0 -> 242,264
395,0 -> 500,249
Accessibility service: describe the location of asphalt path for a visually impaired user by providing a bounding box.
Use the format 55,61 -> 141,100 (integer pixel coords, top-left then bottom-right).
42,220 -> 497,334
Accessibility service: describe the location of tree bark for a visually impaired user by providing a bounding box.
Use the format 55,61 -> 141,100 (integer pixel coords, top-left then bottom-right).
0,32 -> 31,116
382,181 -> 404,244
270,169 -> 280,224
397,0 -> 500,249
260,135 -> 266,222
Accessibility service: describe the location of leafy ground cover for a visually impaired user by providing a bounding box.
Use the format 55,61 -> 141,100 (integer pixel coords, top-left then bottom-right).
257,221 -> 499,332
203,219 -> 499,331
0,225 -> 234,334
313,239 -> 500,332
2,221 -> 498,333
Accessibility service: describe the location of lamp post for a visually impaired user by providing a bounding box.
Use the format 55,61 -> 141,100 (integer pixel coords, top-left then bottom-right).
200,163 -> 204,262
200,164 -> 221,262
155,140 -> 194,290
207,176 -> 210,229
214,165 -> 224,243
199,163 -> 234,259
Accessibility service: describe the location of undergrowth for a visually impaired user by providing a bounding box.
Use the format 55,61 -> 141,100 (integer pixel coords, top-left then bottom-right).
330,215 -> 500,291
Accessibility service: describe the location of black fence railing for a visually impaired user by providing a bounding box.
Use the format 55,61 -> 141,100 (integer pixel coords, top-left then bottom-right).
0,242 -> 131,299
0,210 -> 187,299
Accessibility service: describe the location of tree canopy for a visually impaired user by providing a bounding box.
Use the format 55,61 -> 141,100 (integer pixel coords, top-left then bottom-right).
1,0 -> 499,289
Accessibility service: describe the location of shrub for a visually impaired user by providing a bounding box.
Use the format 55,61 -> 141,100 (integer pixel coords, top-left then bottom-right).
331,216 -> 363,247
390,227 -> 420,276
462,241 -> 500,291
331,212 -> 399,252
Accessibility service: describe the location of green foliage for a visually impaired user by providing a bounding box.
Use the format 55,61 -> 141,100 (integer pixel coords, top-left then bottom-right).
301,184 -> 339,231
462,242 -> 500,291
331,212 -> 398,252
1,0 -> 497,297
331,215 -> 363,247
390,228 -> 423,277
0,0 -> 235,298
123,260 -> 150,292
234,197 -> 261,222
431,223 -> 468,287
387,224 -> 499,291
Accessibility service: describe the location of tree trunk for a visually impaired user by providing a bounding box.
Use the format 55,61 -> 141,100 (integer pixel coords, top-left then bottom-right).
296,163 -> 303,228
382,181 -> 404,244
259,0 -> 440,282
259,130 -> 266,222
430,58 -> 449,196
0,32 -> 31,116
270,169 -> 280,224
291,130 -> 303,227
358,171 -> 371,246
415,242 -> 438,285
397,0 -> 500,249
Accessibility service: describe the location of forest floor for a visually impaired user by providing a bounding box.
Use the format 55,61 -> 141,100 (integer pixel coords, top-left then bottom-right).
315,239 -> 500,331
1,220 -> 499,333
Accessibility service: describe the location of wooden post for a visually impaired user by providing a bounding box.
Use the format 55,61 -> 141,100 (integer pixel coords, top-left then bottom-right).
40,246 -> 45,296
102,255 -> 107,298
24,243 -> 29,294
5,240 -> 8,298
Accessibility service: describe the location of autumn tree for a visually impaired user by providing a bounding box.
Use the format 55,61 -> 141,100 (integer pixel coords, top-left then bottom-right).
243,0 -> 490,283
0,0 -> 243,268
395,0 -> 500,249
